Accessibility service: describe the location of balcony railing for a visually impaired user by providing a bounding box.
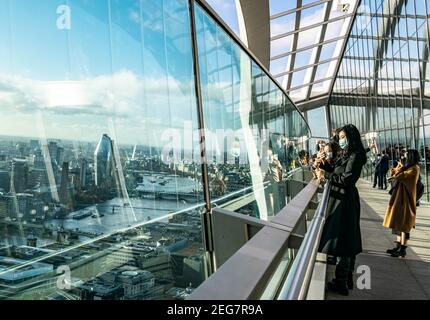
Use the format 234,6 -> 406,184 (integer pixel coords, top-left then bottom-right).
188,168 -> 333,300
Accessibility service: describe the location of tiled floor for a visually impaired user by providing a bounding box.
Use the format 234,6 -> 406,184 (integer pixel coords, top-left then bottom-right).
326,179 -> 430,300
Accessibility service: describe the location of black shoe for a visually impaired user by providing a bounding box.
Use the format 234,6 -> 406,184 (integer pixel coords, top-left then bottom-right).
327,279 -> 349,296
347,273 -> 354,290
391,245 -> 407,258
372,185 -> 376,188
386,241 -> 401,254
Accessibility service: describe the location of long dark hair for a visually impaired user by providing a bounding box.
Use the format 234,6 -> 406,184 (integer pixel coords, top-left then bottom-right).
405,149 -> 420,167
340,124 -> 366,156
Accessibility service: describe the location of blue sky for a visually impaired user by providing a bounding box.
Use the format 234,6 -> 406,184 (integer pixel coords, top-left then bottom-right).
0,0 -> 199,145
206,0 -> 239,35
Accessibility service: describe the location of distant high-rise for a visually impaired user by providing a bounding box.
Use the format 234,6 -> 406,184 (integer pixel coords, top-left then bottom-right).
59,162 -> 71,206
56,147 -> 64,166
0,194 -> 15,218
94,134 -> 114,187
33,149 -> 45,169
0,170 -> 10,193
29,140 -> 39,151
48,142 -> 58,166
10,159 -> 29,193
79,158 -> 88,188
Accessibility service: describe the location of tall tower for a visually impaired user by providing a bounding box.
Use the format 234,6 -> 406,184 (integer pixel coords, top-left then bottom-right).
94,134 -> 114,187
10,159 -> 28,193
48,142 -> 58,166
79,158 -> 88,188
60,162 -> 71,206
56,146 -> 64,166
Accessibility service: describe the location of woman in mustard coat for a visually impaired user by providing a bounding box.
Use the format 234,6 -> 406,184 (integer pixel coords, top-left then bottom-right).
383,149 -> 420,258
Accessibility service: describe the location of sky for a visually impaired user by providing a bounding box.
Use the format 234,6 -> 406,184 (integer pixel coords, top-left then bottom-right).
206,0 -> 239,35
0,0 -> 199,146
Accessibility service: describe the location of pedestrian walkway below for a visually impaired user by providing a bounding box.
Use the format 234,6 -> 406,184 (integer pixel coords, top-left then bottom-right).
326,179 -> 430,300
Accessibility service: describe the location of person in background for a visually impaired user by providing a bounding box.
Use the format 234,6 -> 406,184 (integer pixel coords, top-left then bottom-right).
372,154 -> 381,188
315,124 -> 367,296
378,150 -> 389,189
314,141 -> 341,181
264,147 -> 283,215
330,128 -> 340,144
316,140 -> 326,153
383,149 -> 420,258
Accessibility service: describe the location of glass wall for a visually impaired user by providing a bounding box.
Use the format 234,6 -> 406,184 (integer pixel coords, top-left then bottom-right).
195,4 -> 310,219
0,0 -> 310,300
329,0 -> 430,202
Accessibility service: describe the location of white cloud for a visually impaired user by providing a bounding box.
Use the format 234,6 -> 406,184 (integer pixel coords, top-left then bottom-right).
0,70 -> 194,120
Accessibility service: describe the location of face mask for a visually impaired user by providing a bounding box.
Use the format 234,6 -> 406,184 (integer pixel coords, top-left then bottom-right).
326,152 -> 333,160
339,138 -> 348,150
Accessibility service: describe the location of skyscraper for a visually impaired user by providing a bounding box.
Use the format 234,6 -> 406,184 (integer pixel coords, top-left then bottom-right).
56,146 -> 64,166
10,159 -> 28,193
60,162 -> 70,206
79,158 -> 88,188
48,142 -> 58,166
94,134 -> 114,187
33,149 -> 45,169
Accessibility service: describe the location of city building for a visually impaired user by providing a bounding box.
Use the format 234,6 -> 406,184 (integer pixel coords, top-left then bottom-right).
79,158 -> 88,188
10,159 -> 28,193
0,256 -> 53,283
59,161 -> 71,207
94,134 -> 115,188
0,170 -> 10,193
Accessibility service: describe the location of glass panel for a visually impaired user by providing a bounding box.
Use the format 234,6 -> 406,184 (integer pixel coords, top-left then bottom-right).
271,13 -> 296,37
195,3 -> 310,219
0,0 -> 206,301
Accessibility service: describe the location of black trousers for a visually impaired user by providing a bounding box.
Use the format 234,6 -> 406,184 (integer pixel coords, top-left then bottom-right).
335,256 -> 356,283
378,170 -> 388,188
373,170 -> 379,187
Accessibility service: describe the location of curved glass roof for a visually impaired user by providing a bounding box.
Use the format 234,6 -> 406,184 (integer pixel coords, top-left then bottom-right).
269,0 -> 359,105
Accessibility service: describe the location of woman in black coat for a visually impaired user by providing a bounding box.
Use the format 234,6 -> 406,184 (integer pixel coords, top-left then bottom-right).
315,124 -> 367,296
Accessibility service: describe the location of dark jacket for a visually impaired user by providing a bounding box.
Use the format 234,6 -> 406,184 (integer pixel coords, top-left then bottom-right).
318,151 -> 367,257
379,154 -> 389,172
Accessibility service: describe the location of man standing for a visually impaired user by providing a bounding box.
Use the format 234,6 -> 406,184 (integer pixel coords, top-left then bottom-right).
378,151 -> 389,189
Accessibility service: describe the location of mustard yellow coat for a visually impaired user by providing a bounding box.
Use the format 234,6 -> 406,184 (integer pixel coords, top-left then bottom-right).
383,165 -> 420,233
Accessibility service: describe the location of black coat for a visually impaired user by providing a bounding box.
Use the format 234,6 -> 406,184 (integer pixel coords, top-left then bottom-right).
318,152 -> 367,257
379,154 -> 389,172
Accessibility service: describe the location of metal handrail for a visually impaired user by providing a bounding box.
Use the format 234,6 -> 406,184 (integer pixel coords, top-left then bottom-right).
277,177 -> 333,300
